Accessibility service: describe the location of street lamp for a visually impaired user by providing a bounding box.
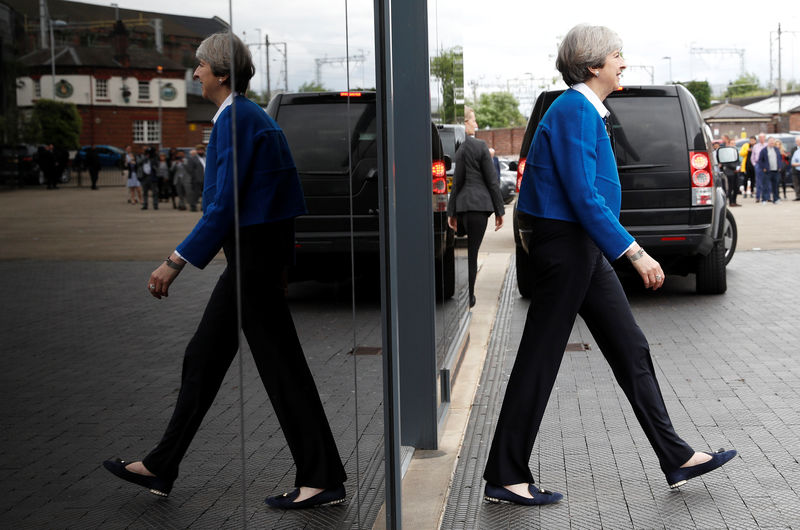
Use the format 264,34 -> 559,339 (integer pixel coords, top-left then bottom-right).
662,56 -> 672,84
157,65 -> 163,151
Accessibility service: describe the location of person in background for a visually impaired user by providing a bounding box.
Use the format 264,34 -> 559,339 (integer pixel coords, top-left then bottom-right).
87,146 -> 101,190
171,150 -> 189,210
185,146 -> 205,212
719,140 -> 740,207
102,31 -> 347,509
125,145 -> 142,204
775,139 -> 790,200
139,147 -> 159,210
39,144 -> 56,190
155,153 -> 169,204
757,136 -> 783,204
446,106 -> 505,308
740,136 -> 756,198
490,147 -> 501,181
791,136 -> 800,200
751,133 -> 767,202
482,24 -> 736,507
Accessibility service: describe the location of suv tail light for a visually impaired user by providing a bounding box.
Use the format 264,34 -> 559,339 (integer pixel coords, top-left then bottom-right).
516,157 -> 526,192
339,91 -> 362,97
432,159 -> 448,211
689,151 -> 713,205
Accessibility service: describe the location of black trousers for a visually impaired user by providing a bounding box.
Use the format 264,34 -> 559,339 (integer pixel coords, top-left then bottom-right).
459,211 -> 491,297
483,216 -> 693,486
143,222 -> 347,488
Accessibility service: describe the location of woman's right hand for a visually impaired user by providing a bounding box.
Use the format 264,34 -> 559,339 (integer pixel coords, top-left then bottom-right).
448,216 -> 457,231
627,246 -> 665,290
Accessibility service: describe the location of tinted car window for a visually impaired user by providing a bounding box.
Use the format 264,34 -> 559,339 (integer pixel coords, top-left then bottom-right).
607,96 -> 687,170
278,103 -> 376,173
438,129 -> 457,160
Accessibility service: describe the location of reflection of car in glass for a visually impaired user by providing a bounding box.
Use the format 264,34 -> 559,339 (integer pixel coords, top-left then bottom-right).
74,145 -> 125,169
267,91 -> 456,298
498,160 -> 517,204
514,85 -> 736,295
0,144 -> 41,186
437,124 -> 465,177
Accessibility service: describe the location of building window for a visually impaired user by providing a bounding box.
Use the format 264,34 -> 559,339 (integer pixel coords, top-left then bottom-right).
138,80 -> 150,100
133,120 -> 160,143
33,79 -> 41,98
202,127 -> 212,143
95,78 -> 108,98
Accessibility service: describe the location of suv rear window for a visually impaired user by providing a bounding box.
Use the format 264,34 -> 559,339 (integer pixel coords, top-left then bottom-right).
607,96 -> 687,170
277,103 -> 376,173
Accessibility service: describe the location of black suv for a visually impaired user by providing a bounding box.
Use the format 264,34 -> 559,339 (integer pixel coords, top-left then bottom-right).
513,84 -> 737,295
266,91 -> 455,297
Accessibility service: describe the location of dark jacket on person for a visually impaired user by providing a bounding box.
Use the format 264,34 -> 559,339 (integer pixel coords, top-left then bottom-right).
758,146 -> 785,173
446,135 -> 505,218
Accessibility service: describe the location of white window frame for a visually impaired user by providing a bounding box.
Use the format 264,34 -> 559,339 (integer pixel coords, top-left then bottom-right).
202,127 -> 212,143
133,120 -> 161,143
34,79 -> 41,98
138,80 -> 150,100
95,78 -> 108,98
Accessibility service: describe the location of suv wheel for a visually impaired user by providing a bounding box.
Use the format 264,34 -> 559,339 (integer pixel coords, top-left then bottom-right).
516,245 -> 532,298
723,209 -> 737,265
696,240 -> 727,294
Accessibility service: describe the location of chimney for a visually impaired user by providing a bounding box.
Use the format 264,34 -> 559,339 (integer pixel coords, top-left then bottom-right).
111,20 -> 130,67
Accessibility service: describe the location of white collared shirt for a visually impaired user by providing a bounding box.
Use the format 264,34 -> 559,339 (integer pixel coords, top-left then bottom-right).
212,92 -> 236,124
571,82 -> 609,119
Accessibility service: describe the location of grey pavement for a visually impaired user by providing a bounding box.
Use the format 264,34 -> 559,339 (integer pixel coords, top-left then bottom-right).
0,260 -> 386,528
443,251 -> 800,529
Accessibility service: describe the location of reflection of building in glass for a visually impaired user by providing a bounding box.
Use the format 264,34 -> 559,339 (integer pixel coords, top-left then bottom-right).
431,45 -> 464,124
4,0 -> 228,148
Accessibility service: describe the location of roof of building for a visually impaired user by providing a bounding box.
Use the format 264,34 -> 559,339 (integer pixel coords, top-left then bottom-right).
744,94 -> 800,115
701,103 -> 770,121
1,0 -> 228,39
19,44 -> 184,70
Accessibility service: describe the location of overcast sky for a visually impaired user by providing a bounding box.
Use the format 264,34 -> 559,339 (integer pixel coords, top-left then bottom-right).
79,0 -> 800,112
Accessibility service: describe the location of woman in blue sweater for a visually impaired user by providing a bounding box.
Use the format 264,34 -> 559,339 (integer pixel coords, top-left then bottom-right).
482,24 -> 736,506
103,32 -> 347,509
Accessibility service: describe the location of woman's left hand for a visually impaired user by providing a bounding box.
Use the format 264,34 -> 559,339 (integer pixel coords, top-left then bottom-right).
495,215 -> 504,231
448,216 -> 457,231
147,255 -> 184,299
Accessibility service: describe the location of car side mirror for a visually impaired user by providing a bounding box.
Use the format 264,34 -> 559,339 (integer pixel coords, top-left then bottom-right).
507,161 -> 518,172
443,154 -> 452,171
716,146 -> 738,164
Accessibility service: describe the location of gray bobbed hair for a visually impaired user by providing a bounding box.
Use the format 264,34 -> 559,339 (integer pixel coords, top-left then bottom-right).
196,32 -> 254,94
556,24 -> 623,86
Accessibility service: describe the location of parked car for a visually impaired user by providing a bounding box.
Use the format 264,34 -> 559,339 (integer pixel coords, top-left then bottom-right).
0,144 -> 41,186
437,124 -> 466,179
498,159 -> 517,204
266,91 -> 456,298
73,144 -> 125,169
514,84 -> 737,295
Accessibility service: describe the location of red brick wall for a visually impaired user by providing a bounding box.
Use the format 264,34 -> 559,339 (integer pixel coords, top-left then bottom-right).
475,127 -> 527,157
77,106 -> 205,148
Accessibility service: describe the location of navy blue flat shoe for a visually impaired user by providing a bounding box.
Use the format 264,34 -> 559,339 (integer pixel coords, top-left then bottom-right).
265,484 -> 346,509
103,458 -> 173,497
665,448 -> 737,488
484,482 -> 563,505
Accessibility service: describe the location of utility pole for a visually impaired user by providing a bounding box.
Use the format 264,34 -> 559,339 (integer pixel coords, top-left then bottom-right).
778,23 -> 782,124
265,34 -> 270,101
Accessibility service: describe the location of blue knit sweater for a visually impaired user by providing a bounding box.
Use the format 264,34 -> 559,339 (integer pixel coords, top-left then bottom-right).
177,96 -> 307,268
517,88 -> 633,259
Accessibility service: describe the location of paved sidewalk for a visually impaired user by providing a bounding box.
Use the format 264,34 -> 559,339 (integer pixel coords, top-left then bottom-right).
443,251 -> 800,529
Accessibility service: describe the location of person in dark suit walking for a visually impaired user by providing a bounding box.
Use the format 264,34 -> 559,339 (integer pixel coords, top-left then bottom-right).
103,31 -> 347,510
86,146 -> 101,190
446,106 -> 505,307
184,145 -> 205,212
482,24 -> 736,506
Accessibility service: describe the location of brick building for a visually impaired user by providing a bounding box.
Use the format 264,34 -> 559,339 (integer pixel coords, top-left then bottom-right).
475,126 -> 526,157
4,0 -> 225,149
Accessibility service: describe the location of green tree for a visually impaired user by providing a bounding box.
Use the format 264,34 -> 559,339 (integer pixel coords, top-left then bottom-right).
473,92 -> 525,129
724,73 -> 764,98
298,80 -> 327,92
29,99 -> 82,149
430,46 -> 464,123
678,80 -> 711,110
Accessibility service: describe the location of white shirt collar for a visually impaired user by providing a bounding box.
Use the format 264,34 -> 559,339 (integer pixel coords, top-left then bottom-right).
212,92 -> 236,124
571,83 -> 609,119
